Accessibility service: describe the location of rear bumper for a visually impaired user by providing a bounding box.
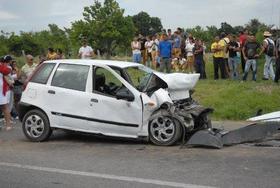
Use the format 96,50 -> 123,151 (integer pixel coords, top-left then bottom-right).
18,102 -> 32,122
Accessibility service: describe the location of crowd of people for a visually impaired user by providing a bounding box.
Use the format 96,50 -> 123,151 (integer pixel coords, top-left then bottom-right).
131,28 -> 280,82
131,28 -> 208,78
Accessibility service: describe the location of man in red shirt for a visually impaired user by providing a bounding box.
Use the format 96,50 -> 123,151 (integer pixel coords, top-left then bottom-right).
239,29 -> 248,72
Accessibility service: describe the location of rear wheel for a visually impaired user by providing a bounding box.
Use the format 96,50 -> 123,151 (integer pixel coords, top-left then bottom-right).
149,110 -> 182,146
22,109 -> 52,142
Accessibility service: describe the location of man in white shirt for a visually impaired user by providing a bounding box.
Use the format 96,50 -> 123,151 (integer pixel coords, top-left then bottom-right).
78,40 -> 94,59
145,36 -> 154,68
259,31 -> 275,80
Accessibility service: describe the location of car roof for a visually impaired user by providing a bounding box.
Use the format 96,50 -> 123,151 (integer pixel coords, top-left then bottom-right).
44,59 -> 142,69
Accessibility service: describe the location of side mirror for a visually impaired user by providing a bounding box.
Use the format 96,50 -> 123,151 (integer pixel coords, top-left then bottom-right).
116,88 -> 134,102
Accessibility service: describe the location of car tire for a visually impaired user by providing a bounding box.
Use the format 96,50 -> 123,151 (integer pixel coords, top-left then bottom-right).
195,113 -> 212,130
149,110 -> 182,146
22,109 -> 52,142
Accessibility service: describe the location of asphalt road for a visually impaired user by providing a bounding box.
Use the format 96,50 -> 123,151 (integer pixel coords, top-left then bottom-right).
0,121 -> 280,188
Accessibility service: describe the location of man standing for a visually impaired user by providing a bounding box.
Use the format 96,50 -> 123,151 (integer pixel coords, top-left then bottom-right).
172,31 -> 182,71
145,36 -> 153,68
239,29 -> 248,72
228,35 -> 240,79
20,55 -> 37,83
211,36 -> 226,79
158,33 -> 172,73
221,32 -> 230,78
193,39 -> 205,79
167,29 -> 173,41
275,36 -> 280,83
78,40 -> 93,59
242,34 -> 260,81
260,31 -> 275,81
139,34 -> 147,65
131,37 -> 141,64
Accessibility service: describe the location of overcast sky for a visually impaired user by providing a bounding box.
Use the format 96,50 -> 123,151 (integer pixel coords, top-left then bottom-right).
0,0 -> 280,33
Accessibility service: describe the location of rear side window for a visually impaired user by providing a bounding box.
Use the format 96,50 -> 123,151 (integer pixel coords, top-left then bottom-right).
51,64 -> 89,92
30,63 -> 55,84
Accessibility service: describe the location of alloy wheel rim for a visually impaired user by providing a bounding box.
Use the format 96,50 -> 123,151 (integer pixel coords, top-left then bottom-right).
150,116 -> 175,142
25,115 -> 45,138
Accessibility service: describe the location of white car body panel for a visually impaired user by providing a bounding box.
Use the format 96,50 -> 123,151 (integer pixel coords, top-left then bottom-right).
153,72 -> 200,100
20,59 -> 200,139
150,88 -> 173,107
247,111 -> 280,122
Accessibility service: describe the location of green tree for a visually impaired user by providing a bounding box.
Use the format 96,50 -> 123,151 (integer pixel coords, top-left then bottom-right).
69,0 -> 135,58
132,11 -> 163,36
245,18 -> 268,34
34,24 -> 70,56
219,22 -> 235,34
0,31 -> 9,55
7,32 -> 40,56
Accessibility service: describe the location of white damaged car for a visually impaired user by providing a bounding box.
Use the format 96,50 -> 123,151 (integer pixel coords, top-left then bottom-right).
18,60 -> 213,146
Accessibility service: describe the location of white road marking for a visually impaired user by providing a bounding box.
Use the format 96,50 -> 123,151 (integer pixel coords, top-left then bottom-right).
0,162 -> 217,188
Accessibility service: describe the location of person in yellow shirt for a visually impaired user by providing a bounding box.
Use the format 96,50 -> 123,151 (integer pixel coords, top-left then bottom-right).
46,48 -> 57,60
211,36 -> 226,79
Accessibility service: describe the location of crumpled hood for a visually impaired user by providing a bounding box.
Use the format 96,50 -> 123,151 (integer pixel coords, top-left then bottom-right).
153,72 -> 200,100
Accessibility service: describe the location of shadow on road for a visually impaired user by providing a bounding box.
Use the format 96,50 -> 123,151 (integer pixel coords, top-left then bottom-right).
50,130 -> 146,145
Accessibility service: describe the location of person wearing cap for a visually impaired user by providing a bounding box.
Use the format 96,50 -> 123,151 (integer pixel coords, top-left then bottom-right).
0,55 -> 13,130
259,31 -> 275,81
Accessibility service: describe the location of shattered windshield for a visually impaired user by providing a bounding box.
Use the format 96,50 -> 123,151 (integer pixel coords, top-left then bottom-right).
125,66 -> 153,92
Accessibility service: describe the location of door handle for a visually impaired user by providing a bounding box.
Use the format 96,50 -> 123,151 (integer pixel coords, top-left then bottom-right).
48,90 -> 55,94
90,98 -> 98,103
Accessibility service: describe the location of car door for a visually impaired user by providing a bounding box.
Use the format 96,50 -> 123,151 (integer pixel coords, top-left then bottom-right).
45,63 -> 92,131
86,65 -> 143,138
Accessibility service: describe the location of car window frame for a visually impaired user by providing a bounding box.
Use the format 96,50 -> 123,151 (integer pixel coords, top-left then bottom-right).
29,63 -> 56,85
50,63 -> 90,92
92,65 -> 128,99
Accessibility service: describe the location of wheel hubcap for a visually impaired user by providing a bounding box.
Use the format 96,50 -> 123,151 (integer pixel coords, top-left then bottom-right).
25,115 -> 45,138
150,116 -> 175,142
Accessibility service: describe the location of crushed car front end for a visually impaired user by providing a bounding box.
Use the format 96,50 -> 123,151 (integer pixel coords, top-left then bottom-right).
123,65 -> 213,145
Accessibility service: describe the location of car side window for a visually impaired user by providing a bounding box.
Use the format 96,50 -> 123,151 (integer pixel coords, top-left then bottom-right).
93,67 -> 123,97
51,64 -> 89,91
30,63 -> 56,84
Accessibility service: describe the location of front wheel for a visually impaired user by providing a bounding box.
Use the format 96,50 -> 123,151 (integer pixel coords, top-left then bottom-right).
22,109 -> 52,142
149,110 -> 182,146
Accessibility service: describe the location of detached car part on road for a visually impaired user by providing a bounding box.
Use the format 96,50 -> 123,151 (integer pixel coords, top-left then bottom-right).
18,60 -> 213,146
186,112 -> 280,149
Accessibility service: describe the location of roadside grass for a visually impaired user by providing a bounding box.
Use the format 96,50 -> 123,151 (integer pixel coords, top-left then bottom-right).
194,79 -> 280,120
194,56 -> 280,120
